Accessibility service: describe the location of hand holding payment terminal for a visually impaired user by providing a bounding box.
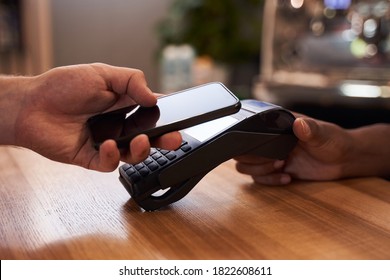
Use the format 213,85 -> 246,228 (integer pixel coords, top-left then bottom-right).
119,99 -> 298,211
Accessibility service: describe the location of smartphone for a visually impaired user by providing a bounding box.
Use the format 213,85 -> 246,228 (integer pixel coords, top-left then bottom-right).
87,82 -> 241,149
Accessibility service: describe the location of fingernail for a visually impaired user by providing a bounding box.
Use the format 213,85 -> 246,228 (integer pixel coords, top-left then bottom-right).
300,119 -> 311,136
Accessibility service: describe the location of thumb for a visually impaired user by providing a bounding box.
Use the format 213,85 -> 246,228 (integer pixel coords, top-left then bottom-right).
293,117 -> 327,146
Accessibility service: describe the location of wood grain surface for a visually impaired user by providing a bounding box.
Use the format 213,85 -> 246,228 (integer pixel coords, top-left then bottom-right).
1,146 -> 390,260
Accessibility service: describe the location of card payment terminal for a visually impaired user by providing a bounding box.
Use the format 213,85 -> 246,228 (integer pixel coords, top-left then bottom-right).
119,99 -> 298,211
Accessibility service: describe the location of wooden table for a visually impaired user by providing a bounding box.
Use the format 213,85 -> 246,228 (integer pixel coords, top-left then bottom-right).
1,146 -> 390,260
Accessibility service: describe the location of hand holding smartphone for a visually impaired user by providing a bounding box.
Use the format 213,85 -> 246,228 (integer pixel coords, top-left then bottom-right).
87,82 -> 241,149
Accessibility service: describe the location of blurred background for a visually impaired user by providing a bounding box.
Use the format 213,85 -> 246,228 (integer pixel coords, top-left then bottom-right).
0,0 -> 389,127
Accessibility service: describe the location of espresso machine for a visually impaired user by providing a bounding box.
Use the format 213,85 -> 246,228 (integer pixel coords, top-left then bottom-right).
254,0 -> 390,128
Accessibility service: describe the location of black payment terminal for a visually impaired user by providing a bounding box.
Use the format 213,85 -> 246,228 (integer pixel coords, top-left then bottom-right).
119,99 -> 298,211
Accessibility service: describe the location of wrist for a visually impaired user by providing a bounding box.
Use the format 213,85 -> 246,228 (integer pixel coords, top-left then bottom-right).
0,75 -> 33,146
342,124 -> 390,178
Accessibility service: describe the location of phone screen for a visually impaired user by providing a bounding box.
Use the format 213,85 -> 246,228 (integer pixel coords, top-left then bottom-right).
87,82 -> 240,149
